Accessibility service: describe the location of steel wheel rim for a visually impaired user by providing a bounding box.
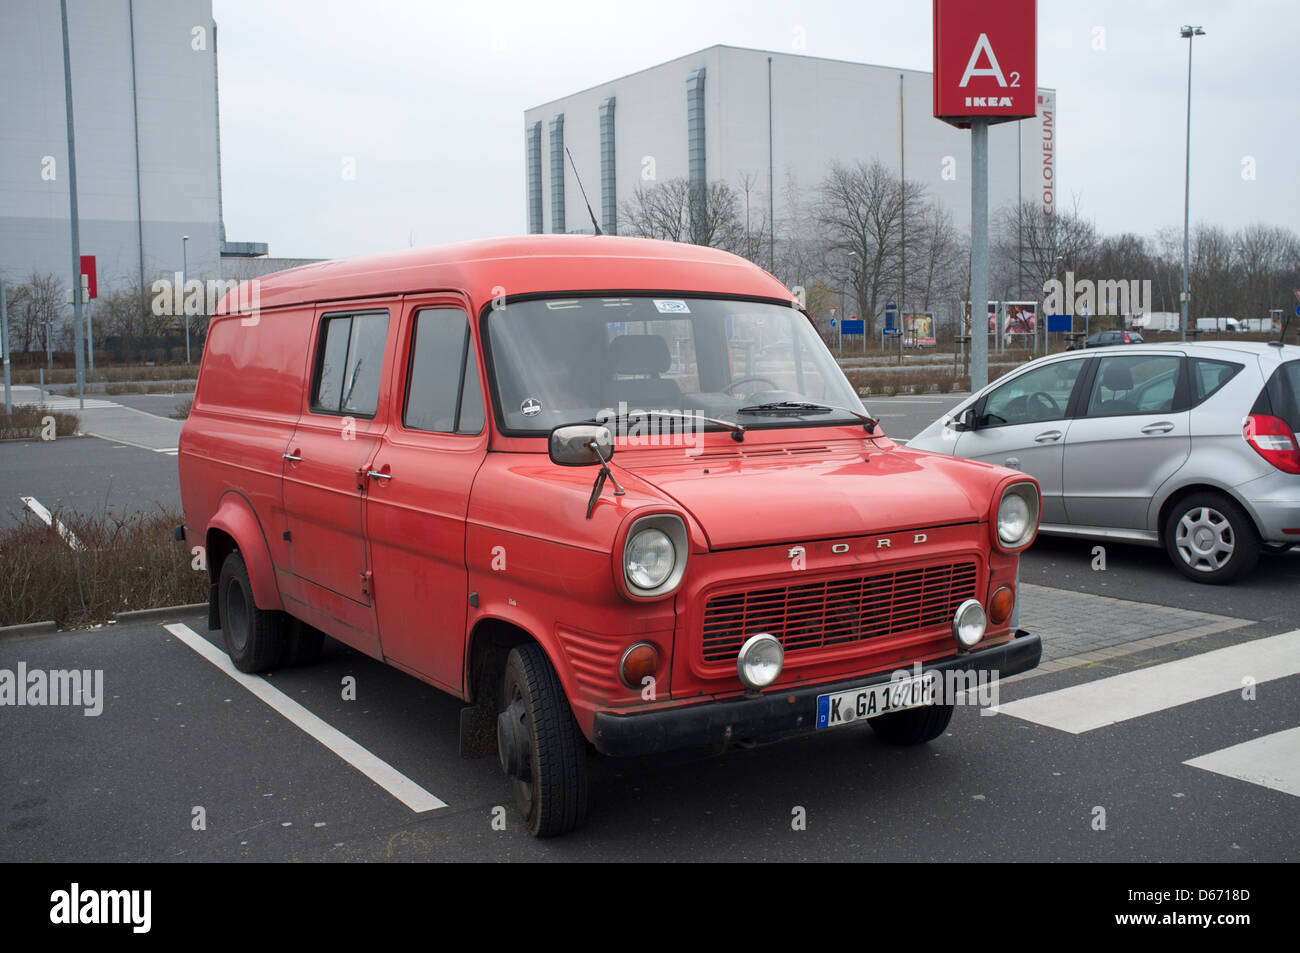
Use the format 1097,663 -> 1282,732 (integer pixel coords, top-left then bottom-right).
1175,506 -> 1235,572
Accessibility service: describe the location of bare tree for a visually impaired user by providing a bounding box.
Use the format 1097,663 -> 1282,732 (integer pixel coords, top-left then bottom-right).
2,273 -> 67,357
815,159 -> 926,335
619,177 -> 751,256
992,199 -> 1097,306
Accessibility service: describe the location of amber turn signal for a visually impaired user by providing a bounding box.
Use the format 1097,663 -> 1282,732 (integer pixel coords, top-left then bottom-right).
619,642 -> 660,690
989,586 -> 1015,626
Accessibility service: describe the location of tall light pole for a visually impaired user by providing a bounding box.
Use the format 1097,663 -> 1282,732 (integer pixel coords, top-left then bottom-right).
182,234 -> 190,364
1179,25 -> 1204,343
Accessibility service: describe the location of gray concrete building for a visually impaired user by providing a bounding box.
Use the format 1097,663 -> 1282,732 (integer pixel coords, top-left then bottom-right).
0,0 -> 269,301
524,44 -> 1057,252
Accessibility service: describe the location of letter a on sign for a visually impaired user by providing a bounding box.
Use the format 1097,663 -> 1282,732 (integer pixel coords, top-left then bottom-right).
959,34 -> 1008,87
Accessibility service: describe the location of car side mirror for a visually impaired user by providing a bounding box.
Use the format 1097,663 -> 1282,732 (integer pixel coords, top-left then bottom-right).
549,424 -> 615,466
948,408 -> 977,433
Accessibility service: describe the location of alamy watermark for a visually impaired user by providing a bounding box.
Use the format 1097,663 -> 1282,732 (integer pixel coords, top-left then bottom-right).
593,401 -> 706,456
0,664 -> 103,716
1043,270 -> 1152,318
151,274 -> 262,326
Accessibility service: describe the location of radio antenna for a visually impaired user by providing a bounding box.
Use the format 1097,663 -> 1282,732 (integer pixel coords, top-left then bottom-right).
566,147 -> 603,236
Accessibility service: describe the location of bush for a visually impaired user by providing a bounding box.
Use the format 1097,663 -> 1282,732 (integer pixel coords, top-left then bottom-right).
0,404 -> 80,440
0,506 -> 206,628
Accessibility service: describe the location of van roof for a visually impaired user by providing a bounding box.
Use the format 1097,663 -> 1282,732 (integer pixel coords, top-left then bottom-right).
215,234 -> 797,315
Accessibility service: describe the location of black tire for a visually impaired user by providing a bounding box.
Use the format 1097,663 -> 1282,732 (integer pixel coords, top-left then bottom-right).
282,618 -> 325,668
498,644 -> 589,837
868,702 -> 955,746
1163,491 -> 1260,585
218,551 -> 287,673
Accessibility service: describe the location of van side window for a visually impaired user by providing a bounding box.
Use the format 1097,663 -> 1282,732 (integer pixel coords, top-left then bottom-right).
313,311 -> 389,417
404,308 -> 484,435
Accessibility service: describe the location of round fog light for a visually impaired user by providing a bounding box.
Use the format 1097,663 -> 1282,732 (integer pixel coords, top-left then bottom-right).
953,599 -> 987,649
737,634 -> 784,690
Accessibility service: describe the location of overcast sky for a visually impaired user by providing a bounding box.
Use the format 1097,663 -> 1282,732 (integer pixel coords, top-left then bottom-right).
212,0 -> 1299,261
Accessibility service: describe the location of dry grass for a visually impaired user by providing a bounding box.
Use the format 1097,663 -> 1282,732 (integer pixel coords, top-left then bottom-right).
170,398 -> 193,419
0,507 -> 206,628
0,404 -> 80,440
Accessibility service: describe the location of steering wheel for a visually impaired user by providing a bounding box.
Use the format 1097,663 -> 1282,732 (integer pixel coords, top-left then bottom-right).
1026,391 -> 1061,417
724,375 -> 780,396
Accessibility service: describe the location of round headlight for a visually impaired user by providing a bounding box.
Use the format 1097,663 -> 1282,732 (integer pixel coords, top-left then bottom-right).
953,599 -> 987,649
625,528 -> 675,590
737,634 -> 784,690
997,492 -> 1031,545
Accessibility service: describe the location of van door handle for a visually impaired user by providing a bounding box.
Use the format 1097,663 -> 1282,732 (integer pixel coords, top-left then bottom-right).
282,452 -> 302,462
1141,422 -> 1175,434
1033,430 -> 1062,443
366,470 -> 392,482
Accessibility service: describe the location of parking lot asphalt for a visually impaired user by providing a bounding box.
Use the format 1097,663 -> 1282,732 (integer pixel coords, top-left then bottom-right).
2,612 -> 1296,861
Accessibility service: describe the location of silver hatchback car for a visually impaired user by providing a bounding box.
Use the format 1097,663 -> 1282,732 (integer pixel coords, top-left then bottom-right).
909,341 -> 1300,583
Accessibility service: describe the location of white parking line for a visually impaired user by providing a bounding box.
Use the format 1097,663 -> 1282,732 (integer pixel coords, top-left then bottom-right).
19,496 -> 85,551
1184,727 -> 1300,798
995,629 -> 1300,733
163,622 -> 447,813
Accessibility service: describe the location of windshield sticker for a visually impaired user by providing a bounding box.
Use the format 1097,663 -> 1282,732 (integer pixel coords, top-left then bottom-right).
653,299 -> 690,314
520,398 -> 542,417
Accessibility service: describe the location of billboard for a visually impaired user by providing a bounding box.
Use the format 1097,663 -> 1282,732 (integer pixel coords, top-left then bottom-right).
933,0 -> 1038,127
1003,301 -> 1037,337
961,301 -> 1000,335
903,312 -> 936,348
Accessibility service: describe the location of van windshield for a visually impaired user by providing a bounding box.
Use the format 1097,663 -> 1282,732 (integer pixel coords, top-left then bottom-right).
484,296 -> 867,435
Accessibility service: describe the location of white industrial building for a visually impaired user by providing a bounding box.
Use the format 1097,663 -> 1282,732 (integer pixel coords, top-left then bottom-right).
0,0 -> 282,299
524,44 -> 1057,254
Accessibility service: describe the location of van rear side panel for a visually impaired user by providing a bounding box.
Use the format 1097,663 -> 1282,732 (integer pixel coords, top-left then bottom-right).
180,308 -> 313,592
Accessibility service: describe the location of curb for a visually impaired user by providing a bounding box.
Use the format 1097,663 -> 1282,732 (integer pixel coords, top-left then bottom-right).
112,603 -> 206,624
0,620 -> 59,642
0,602 -> 206,641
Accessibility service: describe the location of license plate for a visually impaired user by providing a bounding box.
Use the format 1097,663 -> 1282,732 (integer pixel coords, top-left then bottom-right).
816,672 -> 938,729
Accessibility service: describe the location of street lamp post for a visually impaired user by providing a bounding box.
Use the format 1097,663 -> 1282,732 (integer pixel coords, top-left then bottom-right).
182,234 -> 190,364
1179,25 -> 1204,343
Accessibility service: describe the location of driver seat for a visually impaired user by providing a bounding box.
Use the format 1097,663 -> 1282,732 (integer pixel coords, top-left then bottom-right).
604,335 -> 682,409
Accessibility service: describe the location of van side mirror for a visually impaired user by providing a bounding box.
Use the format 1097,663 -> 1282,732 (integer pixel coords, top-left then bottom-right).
549,425 -> 615,466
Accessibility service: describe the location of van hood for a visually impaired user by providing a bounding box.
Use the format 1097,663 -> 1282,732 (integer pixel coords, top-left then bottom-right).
616,444 -> 1000,550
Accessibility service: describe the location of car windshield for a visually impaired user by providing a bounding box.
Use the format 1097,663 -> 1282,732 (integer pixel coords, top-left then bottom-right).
484,295 -> 868,434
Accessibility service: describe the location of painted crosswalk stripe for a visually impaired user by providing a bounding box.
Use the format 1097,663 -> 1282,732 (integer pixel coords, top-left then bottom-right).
19,496 -> 85,551
995,629 -> 1300,734
163,622 -> 447,813
1184,727 -> 1300,798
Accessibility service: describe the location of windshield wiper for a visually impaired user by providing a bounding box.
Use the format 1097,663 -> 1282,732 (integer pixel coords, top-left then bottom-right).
736,402 -> 878,434
587,409 -> 746,442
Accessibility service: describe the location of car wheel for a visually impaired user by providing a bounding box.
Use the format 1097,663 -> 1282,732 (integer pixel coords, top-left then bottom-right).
497,644 -> 589,836
1164,492 -> 1260,584
868,702 -> 955,745
218,551 -> 287,672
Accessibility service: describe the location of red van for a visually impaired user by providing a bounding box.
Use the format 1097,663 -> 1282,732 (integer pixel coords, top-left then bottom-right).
177,235 -> 1041,836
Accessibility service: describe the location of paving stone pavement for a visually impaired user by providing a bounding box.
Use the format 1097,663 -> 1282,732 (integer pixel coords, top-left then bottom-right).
1017,582 -> 1250,674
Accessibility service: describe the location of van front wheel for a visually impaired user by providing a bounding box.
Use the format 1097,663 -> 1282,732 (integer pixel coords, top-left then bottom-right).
497,644 -> 589,837
218,551 -> 287,673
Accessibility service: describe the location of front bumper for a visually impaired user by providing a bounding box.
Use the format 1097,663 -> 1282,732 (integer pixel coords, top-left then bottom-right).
592,629 -> 1041,757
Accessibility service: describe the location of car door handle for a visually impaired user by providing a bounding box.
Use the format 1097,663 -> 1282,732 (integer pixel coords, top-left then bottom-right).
366,470 -> 393,481
1141,422 -> 1175,434
282,452 -> 302,462
1033,430 -> 1062,443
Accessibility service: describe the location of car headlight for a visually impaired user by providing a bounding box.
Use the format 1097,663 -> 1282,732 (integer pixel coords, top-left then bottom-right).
626,528 -> 674,589
995,482 -> 1039,550
621,515 -> 689,598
